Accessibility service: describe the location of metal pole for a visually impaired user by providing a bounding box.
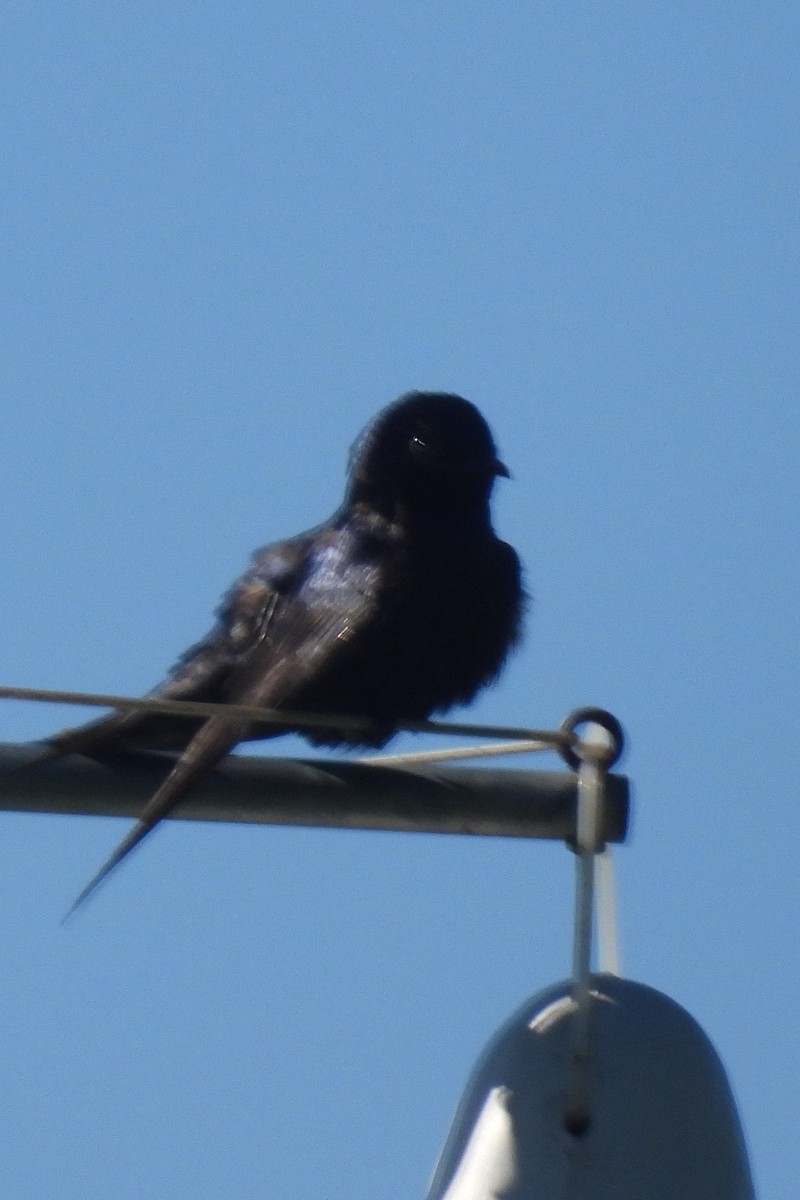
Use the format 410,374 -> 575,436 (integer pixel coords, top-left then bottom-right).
0,743 -> 629,843
557,709 -> 625,1136
565,754 -> 604,1133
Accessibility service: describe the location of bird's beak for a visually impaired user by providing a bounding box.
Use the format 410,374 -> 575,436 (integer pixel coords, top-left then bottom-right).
492,458 -> 511,479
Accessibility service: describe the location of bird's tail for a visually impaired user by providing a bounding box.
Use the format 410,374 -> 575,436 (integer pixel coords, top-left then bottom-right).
63,716 -> 248,921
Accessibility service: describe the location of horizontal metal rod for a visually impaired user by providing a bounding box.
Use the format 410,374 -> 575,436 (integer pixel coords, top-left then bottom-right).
0,743 -> 629,843
0,684 -> 574,750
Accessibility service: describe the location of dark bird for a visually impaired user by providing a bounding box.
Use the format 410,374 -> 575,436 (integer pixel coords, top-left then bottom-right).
43,392 -> 525,915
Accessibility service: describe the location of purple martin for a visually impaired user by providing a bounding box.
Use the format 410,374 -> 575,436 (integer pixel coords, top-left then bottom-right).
43,392 -> 525,913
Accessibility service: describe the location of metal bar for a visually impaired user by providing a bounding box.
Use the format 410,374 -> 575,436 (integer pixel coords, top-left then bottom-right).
0,684 -> 575,751
0,743 -> 629,842
596,848 -> 621,976
565,756 -> 605,1133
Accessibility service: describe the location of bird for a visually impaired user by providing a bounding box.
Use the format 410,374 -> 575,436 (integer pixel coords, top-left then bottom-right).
40,391 -> 525,915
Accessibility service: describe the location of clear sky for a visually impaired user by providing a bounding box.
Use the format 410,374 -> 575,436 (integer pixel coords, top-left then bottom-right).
2,4 -> 797,1197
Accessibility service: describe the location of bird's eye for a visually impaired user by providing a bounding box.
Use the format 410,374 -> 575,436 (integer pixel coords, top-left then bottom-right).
410,434 -> 427,449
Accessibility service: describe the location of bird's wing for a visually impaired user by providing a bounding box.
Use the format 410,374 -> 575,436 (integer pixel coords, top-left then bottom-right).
43,532 -> 320,759
64,522 -> 389,916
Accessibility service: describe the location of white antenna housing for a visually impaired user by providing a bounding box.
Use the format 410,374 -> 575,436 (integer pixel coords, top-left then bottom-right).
426,974 -> 755,1200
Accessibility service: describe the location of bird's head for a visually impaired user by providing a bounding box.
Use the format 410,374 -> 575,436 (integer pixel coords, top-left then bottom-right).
346,392 -> 509,516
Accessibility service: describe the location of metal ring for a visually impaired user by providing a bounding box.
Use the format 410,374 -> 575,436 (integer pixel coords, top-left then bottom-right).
557,708 -> 625,771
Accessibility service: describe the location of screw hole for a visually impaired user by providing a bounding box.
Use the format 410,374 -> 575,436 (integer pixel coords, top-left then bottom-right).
564,1111 -> 591,1137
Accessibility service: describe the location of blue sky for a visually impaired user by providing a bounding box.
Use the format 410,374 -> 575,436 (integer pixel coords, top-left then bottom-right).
2,4 -> 797,1196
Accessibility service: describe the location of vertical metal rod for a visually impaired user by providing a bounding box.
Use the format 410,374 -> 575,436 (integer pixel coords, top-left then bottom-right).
596,847 -> 621,976
565,754 -> 604,1132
